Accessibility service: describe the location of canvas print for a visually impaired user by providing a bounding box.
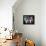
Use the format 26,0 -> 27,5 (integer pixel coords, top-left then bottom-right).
23,15 -> 35,24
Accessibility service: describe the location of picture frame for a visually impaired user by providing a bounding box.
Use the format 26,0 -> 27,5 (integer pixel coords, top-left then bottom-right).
23,15 -> 35,24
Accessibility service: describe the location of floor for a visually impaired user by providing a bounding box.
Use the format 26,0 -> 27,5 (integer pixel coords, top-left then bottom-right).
0,38 -> 24,46
0,33 -> 23,46
0,39 -> 16,46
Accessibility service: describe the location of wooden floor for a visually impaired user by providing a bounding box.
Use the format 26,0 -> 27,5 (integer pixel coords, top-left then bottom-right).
0,39 -> 16,46
0,33 -> 23,46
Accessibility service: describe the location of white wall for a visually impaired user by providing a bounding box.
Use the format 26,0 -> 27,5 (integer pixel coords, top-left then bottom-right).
41,0 -> 46,46
0,0 -> 16,29
13,0 -> 41,46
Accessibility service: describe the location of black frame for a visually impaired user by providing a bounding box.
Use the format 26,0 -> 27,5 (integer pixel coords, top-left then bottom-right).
23,15 -> 35,24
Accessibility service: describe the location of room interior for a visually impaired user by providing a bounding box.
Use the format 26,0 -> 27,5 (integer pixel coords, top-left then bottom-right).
0,0 -> 46,46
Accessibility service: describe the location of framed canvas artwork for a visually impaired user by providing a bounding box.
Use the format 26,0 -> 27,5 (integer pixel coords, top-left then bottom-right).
23,15 -> 35,24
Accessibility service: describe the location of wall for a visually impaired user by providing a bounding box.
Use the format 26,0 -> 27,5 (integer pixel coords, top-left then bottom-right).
0,0 -> 16,30
13,0 -> 41,46
41,0 -> 46,46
